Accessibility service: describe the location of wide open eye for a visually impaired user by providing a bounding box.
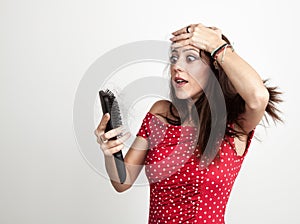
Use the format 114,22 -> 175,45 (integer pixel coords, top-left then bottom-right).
186,55 -> 197,63
169,55 -> 178,64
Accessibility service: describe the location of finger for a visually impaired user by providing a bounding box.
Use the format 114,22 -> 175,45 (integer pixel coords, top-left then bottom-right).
106,132 -> 131,148
102,125 -> 125,141
111,144 -> 125,154
97,135 -> 104,145
103,144 -> 124,156
95,113 -> 110,136
207,26 -> 222,38
171,39 -> 192,48
170,33 -> 192,42
215,28 -> 222,37
172,24 -> 194,36
208,26 -> 218,30
94,129 -> 98,137
97,133 -> 108,145
210,26 -> 222,34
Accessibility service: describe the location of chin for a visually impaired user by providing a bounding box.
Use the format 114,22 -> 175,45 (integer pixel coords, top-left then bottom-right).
175,92 -> 189,99
175,94 -> 196,102
175,89 -> 201,100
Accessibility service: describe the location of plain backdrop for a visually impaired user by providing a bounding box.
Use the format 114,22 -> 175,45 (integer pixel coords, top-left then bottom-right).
1,0 -> 299,223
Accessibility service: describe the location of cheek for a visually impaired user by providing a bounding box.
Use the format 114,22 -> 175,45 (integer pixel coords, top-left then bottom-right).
188,66 -> 210,88
185,61 -> 209,76
170,65 -> 176,76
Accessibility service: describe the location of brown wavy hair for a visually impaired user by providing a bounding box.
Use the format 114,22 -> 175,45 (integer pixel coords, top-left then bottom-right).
161,34 -> 282,159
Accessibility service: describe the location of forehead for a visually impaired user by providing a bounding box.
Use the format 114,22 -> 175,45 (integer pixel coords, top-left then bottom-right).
170,44 -> 199,54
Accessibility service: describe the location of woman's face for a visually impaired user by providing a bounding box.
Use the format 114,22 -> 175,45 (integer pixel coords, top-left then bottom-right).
169,45 -> 211,101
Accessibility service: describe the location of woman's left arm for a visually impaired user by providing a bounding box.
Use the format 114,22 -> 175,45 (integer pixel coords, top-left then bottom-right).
171,23 -> 269,133
214,46 -> 269,133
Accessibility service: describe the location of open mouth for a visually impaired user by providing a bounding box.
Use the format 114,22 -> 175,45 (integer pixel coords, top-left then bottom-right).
174,77 -> 188,87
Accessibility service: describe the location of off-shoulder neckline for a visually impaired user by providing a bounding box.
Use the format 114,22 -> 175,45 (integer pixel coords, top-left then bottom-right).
146,112 -> 198,129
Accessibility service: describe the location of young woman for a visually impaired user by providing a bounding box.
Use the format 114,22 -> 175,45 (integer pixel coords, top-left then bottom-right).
94,23 -> 281,224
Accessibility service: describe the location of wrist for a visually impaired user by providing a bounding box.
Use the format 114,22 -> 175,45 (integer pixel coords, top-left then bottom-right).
211,43 -> 229,60
208,40 -> 227,54
214,44 -> 234,64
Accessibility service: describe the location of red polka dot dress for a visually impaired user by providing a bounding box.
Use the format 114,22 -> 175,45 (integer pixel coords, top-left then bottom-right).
136,112 -> 254,224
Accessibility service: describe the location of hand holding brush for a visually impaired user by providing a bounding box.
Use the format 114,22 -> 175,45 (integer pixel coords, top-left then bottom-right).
94,89 -> 131,184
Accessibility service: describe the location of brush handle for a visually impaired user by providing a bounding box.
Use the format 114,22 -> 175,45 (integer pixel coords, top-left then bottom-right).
99,91 -> 126,184
113,151 -> 126,184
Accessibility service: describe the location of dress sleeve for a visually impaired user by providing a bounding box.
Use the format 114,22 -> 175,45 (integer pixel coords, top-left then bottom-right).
245,129 -> 255,151
225,123 -> 255,154
136,112 -> 151,139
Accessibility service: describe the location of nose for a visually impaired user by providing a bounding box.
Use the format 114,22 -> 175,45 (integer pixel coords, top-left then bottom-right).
172,62 -> 184,72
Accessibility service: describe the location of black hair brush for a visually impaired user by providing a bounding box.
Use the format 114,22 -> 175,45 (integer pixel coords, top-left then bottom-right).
99,89 -> 126,184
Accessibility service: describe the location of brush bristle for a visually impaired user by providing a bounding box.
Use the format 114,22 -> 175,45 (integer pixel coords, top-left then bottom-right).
104,89 -> 123,128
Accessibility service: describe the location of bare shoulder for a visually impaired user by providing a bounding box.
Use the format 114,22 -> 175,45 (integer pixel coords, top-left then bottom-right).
149,100 -> 171,115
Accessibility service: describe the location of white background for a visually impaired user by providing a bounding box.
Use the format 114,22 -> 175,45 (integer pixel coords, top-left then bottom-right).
1,0 -> 299,223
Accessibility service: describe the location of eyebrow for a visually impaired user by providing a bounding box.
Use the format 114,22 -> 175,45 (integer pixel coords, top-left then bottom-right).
183,48 -> 199,53
170,48 -> 199,53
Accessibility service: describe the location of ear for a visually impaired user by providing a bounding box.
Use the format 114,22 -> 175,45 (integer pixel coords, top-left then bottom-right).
213,61 -> 219,70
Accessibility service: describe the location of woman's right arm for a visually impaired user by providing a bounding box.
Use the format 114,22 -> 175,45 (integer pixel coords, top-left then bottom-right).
95,100 -> 168,192
94,113 -> 149,193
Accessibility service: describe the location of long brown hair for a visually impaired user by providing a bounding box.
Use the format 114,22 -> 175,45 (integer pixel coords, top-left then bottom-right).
163,34 -> 282,159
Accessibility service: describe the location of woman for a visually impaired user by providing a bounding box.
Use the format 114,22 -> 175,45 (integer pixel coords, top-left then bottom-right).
94,23 -> 281,223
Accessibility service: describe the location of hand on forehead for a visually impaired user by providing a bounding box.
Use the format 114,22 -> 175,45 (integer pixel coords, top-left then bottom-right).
170,43 -> 200,53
